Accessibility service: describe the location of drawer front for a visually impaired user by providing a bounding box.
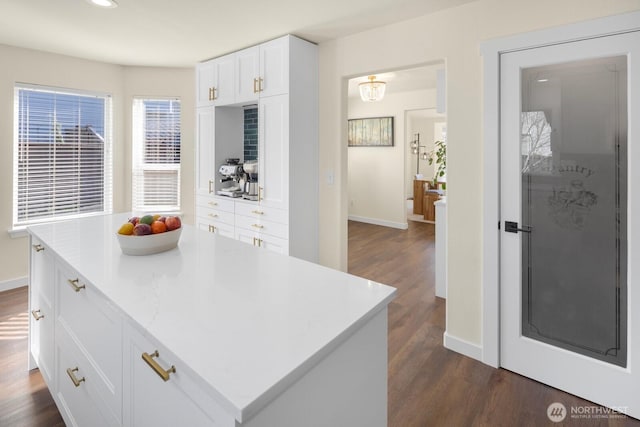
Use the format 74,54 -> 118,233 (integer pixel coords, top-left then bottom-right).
234,201 -> 288,224
56,327 -> 117,427
196,194 -> 235,213
197,204 -> 235,226
196,217 -> 235,239
56,263 -> 122,418
235,215 -> 288,239
125,326 -> 234,426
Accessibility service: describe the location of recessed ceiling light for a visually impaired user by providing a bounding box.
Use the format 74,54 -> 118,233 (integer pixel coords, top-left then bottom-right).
86,0 -> 118,8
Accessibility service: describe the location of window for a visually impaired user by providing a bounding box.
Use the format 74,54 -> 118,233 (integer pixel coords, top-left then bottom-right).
132,98 -> 181,212
12,84 -> 113,228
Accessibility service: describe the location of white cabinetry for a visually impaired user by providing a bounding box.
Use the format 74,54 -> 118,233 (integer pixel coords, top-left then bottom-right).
124,326 -> 233,427
194,35 -> 318,261
29,239 -> 55,386
197,54 -> 235,107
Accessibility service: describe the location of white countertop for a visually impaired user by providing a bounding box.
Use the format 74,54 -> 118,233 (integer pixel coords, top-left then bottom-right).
28,213 -> 396,422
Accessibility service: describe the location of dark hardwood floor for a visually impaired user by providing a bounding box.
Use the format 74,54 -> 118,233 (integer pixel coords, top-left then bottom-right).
349,219 -> 639,427
0,221 -> 637,426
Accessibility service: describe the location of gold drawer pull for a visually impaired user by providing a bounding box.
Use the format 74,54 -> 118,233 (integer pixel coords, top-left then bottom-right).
208,201 -> 218,207
142,350 -> 176,382
253,237 -> 262,247
251,210 -> 264,215
208,225 -> 216,233
66,367 -> 85,387
31,309 -> 44,321
68,278 -> 85,292
251,224 -> 264,229
208,213 -> 218,218
32,244 -> 45,252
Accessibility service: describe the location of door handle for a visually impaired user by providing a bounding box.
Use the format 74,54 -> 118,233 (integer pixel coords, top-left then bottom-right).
504,221 -> 532,233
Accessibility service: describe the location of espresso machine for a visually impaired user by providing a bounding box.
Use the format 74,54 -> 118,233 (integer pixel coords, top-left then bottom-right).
217,158 -> 244,198
242,160 -> 259,201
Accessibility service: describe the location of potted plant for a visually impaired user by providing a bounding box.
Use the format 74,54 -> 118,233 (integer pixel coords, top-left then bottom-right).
428,140 -> 446,189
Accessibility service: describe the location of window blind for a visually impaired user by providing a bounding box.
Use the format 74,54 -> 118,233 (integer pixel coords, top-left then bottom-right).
13,85 -> 113,227
132,98 -> 181,212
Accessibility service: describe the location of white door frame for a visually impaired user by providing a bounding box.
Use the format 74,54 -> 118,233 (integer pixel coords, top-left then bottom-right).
480,10 -> 640,368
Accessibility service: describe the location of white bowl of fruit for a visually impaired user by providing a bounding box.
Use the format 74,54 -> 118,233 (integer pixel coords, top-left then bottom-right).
116,214 -> 182,256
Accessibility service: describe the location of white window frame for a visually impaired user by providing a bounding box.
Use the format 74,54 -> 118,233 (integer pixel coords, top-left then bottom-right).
11,83 -> 113,235
131,97 -> 181,213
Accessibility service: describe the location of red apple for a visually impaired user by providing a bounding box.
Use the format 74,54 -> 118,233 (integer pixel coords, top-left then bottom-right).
157,216 -> 166,223
165,216 -> 181,231
129,216 -> 139,226
133,223 -> 151,235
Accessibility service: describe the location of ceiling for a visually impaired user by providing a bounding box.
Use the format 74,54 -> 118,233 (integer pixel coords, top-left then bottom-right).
0,0 -> 474,67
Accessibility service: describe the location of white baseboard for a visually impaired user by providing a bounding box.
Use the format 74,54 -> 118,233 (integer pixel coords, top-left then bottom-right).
0,276 -> 27,292
348,215 -> 408,230
443,331 -> 483,362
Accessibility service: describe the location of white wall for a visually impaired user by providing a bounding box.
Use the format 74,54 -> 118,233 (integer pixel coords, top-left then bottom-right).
317,0 -> 640,350
348,89 -> 434,228
0,44 -> 194,287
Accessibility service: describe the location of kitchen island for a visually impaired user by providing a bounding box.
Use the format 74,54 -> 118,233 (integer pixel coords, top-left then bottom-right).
27,213 -> 396,426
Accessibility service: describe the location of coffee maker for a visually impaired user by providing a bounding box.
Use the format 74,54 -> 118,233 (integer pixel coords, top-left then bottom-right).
217,158 -> 244,198
242,160 -> 259,201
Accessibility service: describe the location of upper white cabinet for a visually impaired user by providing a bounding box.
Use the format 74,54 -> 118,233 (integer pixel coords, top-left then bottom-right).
259,37 -> 289,98
235,46 -> 260,104
196,53 -> 235,107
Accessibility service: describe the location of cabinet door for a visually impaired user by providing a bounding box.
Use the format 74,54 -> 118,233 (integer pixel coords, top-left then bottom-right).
259,233 -> 289,255
196,107 -> 215,198
29,239 -> 55,385
124,328 -> 232,426
213,53 -> 235,105
196,60 -> 216,108
235,227 -> 260,248
260,37 -> 289,97
196,216 -> 235,239
235,46 -> 260,104
259,94 -> 289,210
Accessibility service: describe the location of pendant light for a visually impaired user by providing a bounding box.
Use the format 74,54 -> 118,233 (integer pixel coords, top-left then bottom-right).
359,76 -> 386,102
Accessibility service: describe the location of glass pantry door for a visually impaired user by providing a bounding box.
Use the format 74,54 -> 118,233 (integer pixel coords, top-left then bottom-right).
500,30 -> 640,418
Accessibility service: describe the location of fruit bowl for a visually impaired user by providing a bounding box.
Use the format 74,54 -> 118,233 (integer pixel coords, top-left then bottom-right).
116,227 -> 182,256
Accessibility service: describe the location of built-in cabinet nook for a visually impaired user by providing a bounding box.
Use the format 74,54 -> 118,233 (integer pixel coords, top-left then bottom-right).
195,35 -> 319,262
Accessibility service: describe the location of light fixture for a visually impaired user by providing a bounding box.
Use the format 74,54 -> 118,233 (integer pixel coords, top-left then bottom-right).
359,75 -> 386,102
410,133 -> 428,175
86,0 -> 118,8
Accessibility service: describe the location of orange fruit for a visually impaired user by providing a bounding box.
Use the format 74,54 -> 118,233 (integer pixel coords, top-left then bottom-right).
150,220 -> 167,234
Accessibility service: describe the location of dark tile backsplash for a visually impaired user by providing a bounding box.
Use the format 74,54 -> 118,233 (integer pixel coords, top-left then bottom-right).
244,108 -> 258,161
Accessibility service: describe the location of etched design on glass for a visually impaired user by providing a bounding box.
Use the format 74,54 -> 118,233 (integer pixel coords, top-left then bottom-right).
548,179 -> 598,230
521,111 -> 552,174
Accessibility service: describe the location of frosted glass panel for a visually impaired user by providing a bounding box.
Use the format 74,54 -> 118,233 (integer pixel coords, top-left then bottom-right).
520,56 -> 627,367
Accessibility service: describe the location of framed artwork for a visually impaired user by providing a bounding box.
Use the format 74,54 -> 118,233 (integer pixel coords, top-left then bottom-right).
348,116 -> 394,147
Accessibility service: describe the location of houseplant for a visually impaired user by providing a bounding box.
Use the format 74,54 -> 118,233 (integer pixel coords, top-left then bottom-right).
428,139 -> 446,188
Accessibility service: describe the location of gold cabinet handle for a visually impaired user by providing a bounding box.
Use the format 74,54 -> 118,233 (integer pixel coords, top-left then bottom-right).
208,201 -> 218,207
208,87 -> 214,101
31,309 -> 44,321
251,210 -> 264,215
258,187 -> 263,202
252,237 -> 263,247
212,86 -> 217,100
32,244 -> 45,252
208,225 -> 216,233
258,77 -> 264,92
253,78 -> 259,93
251,224 -> 264,229
208,213 -> 218,218
68,278 -> 85,293
66,367 -> 85,387
142,350 -> 176,382
208,180 -> 214,194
